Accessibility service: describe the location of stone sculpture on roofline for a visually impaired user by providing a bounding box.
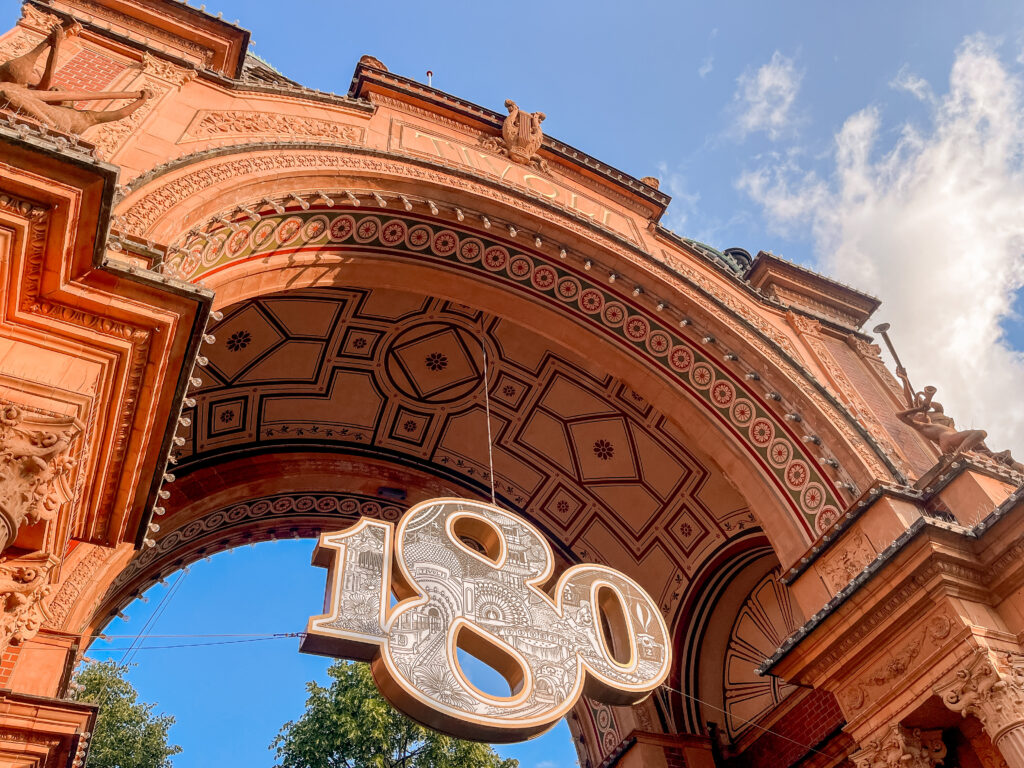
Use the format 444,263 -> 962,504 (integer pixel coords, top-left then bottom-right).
874,323 -> 1024,473
0,20 -> 150,134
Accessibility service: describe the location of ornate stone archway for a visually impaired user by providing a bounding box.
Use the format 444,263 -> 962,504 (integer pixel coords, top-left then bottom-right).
1,3 -> 1024,768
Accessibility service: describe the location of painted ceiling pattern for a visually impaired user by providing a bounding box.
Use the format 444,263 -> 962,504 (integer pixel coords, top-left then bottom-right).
170,208 -> 842,535
175,287 -> 759,615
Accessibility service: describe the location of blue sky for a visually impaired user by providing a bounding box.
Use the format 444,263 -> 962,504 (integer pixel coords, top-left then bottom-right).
6,0 -> 1024,766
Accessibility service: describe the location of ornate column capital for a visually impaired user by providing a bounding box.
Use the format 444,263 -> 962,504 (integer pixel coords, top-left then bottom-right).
937,649 -> 1024,742
0,403 -> 81,552
852,724 -> 947,768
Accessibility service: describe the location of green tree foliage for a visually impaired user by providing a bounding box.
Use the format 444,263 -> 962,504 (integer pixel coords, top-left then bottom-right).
272,661 -> 519,768
72,660 -> 182,768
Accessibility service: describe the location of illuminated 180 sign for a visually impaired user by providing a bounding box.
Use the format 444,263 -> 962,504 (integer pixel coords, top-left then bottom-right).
302,498 -> 670,742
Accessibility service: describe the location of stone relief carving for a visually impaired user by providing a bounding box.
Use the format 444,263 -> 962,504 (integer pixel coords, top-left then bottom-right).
819,529 -> 876,593
481,99 -> 549,172
0,22 -> 150,134
840,612 -> 953,714
0,404 -> 81,553
85,52 -> 195,159
0,550 -> 58,650
181,110 -> 363,144
852,724 -> 947,768
937,649 -> 1024,741
44,545 -> 111,630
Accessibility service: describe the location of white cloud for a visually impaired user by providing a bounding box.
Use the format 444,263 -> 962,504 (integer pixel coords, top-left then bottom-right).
699,56 -> 714,79
739,35 -> 1024,452
890,65 -> 934,102
657,162 -> 702,233
734,51 -> 802,140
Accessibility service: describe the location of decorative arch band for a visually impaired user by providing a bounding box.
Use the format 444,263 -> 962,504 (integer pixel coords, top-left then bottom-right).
169,208 -> 843,536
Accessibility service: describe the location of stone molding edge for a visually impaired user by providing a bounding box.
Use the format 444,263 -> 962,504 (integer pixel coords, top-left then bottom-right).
783,457 -> 1024,586
758,514 -> 983,676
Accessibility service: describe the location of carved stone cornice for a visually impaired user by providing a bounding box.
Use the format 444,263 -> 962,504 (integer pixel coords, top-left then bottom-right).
937,649 -> 1024,742
0,404 -> 81,552
0,549 -> 59,650
851,724 -> 946,768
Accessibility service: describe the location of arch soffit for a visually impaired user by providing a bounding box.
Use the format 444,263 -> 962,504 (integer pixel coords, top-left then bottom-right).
112,143 -> 899,540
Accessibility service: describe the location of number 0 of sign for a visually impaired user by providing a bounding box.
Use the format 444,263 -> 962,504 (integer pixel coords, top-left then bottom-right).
302,498 -> 671,742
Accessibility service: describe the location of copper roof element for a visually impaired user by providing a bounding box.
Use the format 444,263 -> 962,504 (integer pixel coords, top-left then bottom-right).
746,251 -> 881,329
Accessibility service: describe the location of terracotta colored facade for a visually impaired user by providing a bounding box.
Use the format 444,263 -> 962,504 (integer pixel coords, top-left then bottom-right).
0,3 -> 1022,767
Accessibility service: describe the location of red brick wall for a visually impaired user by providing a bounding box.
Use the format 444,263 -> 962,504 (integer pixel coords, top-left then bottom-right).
0,645 -> 21,686
53,48 -> 125,93
735,689 -> 845,768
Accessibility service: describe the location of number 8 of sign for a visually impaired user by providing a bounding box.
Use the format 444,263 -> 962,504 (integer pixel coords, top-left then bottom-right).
301,498 -> 671,742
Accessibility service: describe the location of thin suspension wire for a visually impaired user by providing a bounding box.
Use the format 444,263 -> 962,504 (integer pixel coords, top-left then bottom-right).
121,570 -> 187,666
480,328 -> 497,505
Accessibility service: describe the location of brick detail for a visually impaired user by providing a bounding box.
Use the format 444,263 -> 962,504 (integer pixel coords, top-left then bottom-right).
0,645 -> 21,686
666,746 -> 687,768
737,688 -> 844,768
53,48 -> 125,94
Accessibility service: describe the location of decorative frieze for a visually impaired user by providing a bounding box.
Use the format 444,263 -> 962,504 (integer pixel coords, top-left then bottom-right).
852,724 -> 946,768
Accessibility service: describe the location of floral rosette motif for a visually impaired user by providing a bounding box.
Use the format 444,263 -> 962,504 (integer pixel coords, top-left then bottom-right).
303,215 -> 330,241
557,277 -> 581,301
458,238 -> 483,263
252,220 -> 277,247
646,331 -> 671,356
815,506 -> 840,533
328,214 -> 355,242
785,460 -> 809,489
669,345 -> 693,373
624,315 -> 649,342
768,439 -> 792,468
432,230 -> 459,256
801,482 -> 825,512
380,219 -> 408,246
730,398 -> 754,426
354,217 -> 381,243
275,216 -> 304,245
201,236 -> 226,266
531,266 -> 557,290
749,417 -> 775,447
405,224 -> 432,250
602,301 -> 627,327
579,288 -> 604,314
482,246 -> 509,271
316,497 -> 339,513
710,380 -> 735,407
508,256 -> 533,279
690,363 -> 714,390
226,226 -> 251,256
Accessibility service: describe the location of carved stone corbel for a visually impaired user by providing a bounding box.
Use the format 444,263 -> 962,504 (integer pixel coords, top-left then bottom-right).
851,724 -> 947,768
937,649 -> 1024,768
0,404 -> 81,553
0,549 -> 58,650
